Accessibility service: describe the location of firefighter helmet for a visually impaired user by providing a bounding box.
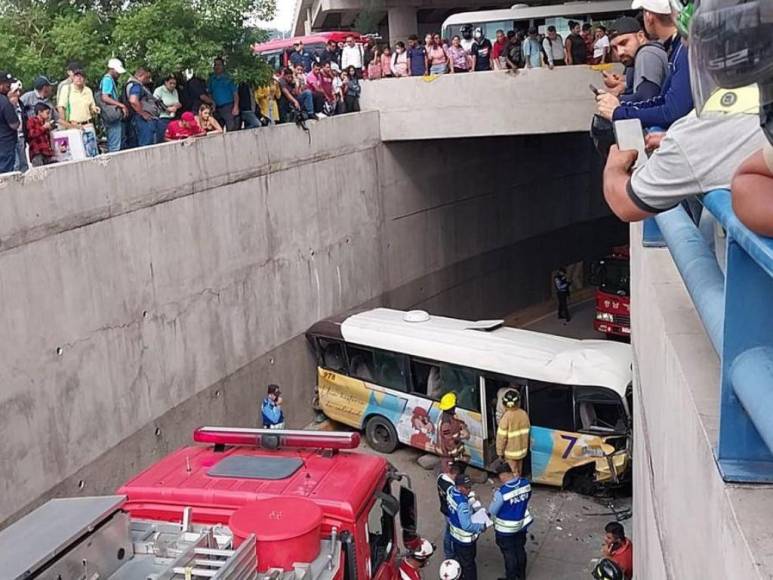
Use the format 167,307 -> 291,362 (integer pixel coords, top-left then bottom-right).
412,538 -> 434,562
439,393 -> 457,411
503,389 -> 520,408
592,558 -> 624,580
439,559 -> 462,580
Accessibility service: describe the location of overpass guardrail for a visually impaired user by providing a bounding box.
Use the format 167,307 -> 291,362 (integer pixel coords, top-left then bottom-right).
645,189 -> 773,483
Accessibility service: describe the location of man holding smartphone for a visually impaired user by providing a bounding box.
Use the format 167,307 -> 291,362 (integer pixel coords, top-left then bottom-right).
602,522 -> 633,579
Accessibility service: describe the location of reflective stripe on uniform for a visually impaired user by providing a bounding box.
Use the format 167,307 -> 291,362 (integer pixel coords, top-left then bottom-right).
497,426 -> 530,437
494,510 -> 533,534
449,523 -> 476,543
501,485 -> 531,501
504,448 -> 528,460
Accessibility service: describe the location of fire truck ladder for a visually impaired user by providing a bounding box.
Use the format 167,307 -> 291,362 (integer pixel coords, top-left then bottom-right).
160,533 -> 257,580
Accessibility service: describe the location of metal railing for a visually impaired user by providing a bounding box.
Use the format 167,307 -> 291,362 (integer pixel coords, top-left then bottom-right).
644,189 -> 773,483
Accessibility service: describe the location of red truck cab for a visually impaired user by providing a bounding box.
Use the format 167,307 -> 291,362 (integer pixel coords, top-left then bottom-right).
591,247 -> 631,338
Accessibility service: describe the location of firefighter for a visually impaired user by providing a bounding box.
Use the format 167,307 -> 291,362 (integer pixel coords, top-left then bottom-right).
439,559 -> 462,580
437,393 -> 471,462
488,462 -> 533,580
554,267 -> 572,323
496,389 -> 530,475
261,384 -> 285,429
399,538 -> 435,580
447,473 -> 489,580
437,460 -> 465,559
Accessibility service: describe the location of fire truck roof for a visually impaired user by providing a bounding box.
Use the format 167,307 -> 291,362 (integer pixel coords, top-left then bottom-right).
118,443 -> 388,526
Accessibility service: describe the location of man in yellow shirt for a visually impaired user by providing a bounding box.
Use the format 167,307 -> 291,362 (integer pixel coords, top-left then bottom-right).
57,69 -> 98,128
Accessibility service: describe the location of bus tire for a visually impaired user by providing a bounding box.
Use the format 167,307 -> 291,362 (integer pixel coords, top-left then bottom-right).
365,416 -> 399,454
563,464 -> 596,496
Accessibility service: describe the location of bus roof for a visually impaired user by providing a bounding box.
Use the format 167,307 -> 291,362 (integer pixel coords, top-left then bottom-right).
328,308 -> 632,397
442,0 -> 634,29
118,443 -> 387,525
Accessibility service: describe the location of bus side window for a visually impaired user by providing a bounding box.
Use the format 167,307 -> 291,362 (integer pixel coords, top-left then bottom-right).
317,338 -> 346,372
374,350 -> 409,392
574,386 -> 627,433
410,360 -> 440,398
440,366 -> 480,413
527,381 -> 574,432
348,345 -> 375,382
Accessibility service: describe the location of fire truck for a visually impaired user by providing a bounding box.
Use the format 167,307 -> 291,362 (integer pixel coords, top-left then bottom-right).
591,247 -> 631,338
0,428 -> 419,579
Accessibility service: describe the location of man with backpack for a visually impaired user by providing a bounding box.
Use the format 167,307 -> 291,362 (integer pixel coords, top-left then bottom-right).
126,67 -> 162,147
97,58 -> 129,152
542,25 -> 566,68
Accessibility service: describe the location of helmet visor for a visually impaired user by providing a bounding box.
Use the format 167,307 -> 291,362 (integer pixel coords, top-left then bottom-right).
690,0 -> 773,116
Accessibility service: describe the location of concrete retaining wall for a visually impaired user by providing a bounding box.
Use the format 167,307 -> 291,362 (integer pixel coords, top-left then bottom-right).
0,113 -> 622,525
631,221 -> 773,579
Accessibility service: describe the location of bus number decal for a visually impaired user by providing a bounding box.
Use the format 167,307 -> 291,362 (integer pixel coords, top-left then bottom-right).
560,435 -> 578,459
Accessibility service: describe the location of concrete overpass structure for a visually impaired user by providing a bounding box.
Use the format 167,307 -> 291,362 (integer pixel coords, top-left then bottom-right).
292,0 -> 515,41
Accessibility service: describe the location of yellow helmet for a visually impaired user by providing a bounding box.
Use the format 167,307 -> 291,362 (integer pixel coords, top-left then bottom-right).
439,393 -> 457,411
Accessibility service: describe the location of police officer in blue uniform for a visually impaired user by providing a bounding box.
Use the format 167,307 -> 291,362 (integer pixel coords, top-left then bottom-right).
261,384 -> 285,429
446,473 -> 488,579
488,462 -> 533,580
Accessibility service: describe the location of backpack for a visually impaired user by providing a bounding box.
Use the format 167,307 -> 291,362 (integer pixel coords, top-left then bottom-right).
95,75 -> 123,124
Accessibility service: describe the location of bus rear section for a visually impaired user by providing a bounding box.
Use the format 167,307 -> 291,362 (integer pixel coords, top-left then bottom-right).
307,308 -> 633,491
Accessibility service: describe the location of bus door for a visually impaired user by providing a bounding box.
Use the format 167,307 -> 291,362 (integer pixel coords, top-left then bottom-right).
481,374 -> 528,469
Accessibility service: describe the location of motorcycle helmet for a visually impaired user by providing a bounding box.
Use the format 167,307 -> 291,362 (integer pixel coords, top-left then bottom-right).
592,558 -> 624,580
669,0 -> 697,38
439,559 -> 462,580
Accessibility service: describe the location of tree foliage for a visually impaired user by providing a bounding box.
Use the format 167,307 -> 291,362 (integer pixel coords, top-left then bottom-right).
0,0 -> 276,87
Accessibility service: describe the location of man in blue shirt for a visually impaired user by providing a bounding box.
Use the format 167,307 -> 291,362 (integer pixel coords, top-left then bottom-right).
208,57 -> 239,132
289,41 -> 315,73
488,462 -> 533,580
407,35 -> 427,77
100,58 -> 129,152
261,384 -> 285,429
447,474 -> 488,580
596,0 -> 692,130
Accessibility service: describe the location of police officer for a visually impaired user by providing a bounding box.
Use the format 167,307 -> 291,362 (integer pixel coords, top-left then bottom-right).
399,538 -> 434,580
261,384 -> 285,429
488,462 -> 533,580
496,389 -> 530,475
447,473 -> 488,579
553,267 -> 572,323
437,460 -> 464,559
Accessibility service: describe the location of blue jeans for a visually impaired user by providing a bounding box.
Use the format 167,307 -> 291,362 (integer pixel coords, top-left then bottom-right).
14,139 -> 28,172
105,120 -> 123,152
132,115 -> 158,147
297,90 -> 314,116
0,147 -> 15,173
157,118 -> 171,143
240,110 -> 261,129
444,523 -> 455,559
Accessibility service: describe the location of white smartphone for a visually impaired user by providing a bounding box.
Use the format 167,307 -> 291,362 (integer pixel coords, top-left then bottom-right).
613,118 -> 648,169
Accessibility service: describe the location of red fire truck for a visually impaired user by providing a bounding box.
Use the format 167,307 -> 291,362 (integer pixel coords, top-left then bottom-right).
591,247 -> 631,338
0,428 -> 419,579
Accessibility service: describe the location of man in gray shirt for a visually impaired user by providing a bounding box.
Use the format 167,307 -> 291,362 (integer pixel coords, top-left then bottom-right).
603,87 -> 765,222
20,76 -> 56,120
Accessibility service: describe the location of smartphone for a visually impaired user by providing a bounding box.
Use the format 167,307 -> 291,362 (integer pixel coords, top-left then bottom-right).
589,83 -> 600,96
613,119 -> 648,169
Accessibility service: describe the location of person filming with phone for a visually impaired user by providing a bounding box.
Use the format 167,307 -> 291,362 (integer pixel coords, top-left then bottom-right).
601,522 -> 633,579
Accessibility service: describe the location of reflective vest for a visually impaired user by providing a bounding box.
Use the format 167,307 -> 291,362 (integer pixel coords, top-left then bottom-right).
447,487 -> 478,544
493,478 -> 533,535
496,408 -> 530,461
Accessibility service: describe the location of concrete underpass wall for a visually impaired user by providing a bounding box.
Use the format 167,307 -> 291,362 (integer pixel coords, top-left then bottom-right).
0,114 -> 624,525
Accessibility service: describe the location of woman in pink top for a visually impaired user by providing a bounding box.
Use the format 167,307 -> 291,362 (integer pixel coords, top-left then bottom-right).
391,41 -> 410,77
380,46 -> 394,78
446,35 -> 470,73
367,47 -> 383,80
427,36 -> 449,75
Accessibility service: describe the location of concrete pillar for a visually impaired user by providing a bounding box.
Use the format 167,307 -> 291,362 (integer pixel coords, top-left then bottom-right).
388,6 -> 417,44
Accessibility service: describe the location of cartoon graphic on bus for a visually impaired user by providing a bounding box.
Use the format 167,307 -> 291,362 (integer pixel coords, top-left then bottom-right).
308,308 -> 633,491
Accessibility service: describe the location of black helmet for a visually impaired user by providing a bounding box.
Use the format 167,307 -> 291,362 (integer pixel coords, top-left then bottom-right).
592,558 -> 624,580
503,389 -> 520,408
689,0 -> 773,118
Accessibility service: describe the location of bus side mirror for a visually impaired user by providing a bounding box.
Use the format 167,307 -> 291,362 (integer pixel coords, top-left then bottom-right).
399,486 -> 418,545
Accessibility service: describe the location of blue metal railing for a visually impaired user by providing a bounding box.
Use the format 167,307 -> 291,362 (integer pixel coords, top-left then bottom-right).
649,189 -> 773,483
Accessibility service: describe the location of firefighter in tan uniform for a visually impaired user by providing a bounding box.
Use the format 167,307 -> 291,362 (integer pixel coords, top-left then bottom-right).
496,389 -> 530,474
437,393 -> 471,462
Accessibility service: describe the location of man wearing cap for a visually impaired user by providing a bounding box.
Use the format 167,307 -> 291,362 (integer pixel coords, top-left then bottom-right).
261,384 -> 285,429
100,58 -> 129,152
290,41 -> 315,73
437,460 -> 465,559
56,61 -> 81,103
0,71 -> 21,173
164,112 -> 204,141
489,462 -> 533,580
21,76 -> 57,120
399,538 -> 435,580
447,473 -> 488,580
596,0 -> 692,130
57,68 -> 98,129
606,16 -> 668,104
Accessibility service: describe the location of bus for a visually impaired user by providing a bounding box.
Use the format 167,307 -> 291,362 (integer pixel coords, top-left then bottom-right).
307,308 -> 633,491
254,32 -> 364,71
441,1 -> 635,42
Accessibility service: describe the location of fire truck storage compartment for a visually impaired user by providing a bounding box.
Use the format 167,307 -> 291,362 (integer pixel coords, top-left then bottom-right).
229,497 -> 324,571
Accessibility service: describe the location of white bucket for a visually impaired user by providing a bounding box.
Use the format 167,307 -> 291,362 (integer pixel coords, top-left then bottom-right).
51,125 -> 99,162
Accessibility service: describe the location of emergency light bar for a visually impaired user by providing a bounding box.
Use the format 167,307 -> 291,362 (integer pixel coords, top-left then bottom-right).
193,427 -> 361,450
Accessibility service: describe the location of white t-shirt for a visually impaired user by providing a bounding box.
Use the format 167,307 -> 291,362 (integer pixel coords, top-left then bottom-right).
593,35 -> 610,60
